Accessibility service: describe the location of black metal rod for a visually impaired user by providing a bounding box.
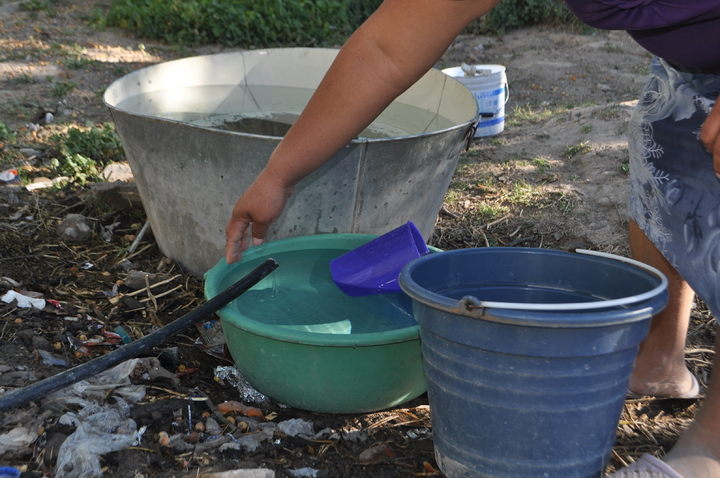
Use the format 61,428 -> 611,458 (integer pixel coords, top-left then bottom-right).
0,258 -> 278,412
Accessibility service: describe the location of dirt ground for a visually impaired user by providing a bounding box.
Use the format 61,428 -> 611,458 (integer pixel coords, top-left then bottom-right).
0,1 -> 716,477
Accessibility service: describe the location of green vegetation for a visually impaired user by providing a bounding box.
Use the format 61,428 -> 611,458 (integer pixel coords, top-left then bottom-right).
481,0 -> 579,35
532,157 -> 549,174
105,0 -> 579,49
49,123 -> 124,183
51,81 -> 77,97
107,0 -> 382,47
563,140 -> 592,158
0,122 -> 16,143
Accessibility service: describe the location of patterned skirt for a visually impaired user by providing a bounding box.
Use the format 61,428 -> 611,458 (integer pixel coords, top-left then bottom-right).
629,58 -> 720,316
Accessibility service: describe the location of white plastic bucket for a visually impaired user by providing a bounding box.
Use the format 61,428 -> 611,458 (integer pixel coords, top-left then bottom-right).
442,64 -> 508,137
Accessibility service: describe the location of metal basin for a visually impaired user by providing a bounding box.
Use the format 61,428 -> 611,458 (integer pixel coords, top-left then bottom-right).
104,48 -> 478,276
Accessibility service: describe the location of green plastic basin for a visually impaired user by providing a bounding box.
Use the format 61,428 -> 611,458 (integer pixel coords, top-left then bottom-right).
203,234 -> 435,413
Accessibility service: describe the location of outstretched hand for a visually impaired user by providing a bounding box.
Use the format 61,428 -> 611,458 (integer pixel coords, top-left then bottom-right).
225,169 -> 295,264
701,97 -> 720,178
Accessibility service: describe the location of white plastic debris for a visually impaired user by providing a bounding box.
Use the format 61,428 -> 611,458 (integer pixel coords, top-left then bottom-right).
0,169 -> 20,184
1,290 -> 45,309
287,468 -> 322,478
200,469 -> 275,478
277,419 -> 315,438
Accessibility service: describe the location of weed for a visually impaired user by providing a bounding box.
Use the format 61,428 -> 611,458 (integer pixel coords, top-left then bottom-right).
107,0 -> 360,47
620,158 -> 629,174
82,7 -> 109,30
595,105 -> 622,120
51,123 -> 123,163
487,137 -> 506,147
49,153 -> 98,184
112,65 -> 131,76
19,0 -> 51,12
603,42 -> 624,53
63,56 -> 95,70
507,104 -> 555,126
0,95 -> 37,118
482,0 -> 577,35
557,193 -> 576,214
534,133 -> 550,141
532,157 -> 550,174
460,150 -> 483,161
9,74 -> 34,84
507,180 -> 542,206
563,141 -> 592,159
52,81 -> 77,97
581,124 -> 593,134
0,122 -> 16,143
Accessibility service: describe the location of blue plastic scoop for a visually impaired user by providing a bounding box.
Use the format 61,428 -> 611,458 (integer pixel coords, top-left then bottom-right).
330,221 -> 429,296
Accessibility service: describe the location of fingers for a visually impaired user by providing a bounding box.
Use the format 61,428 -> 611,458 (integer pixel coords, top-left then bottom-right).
224,170 -> 294,264
225,218 -> 250,264
700,98 -> 720,179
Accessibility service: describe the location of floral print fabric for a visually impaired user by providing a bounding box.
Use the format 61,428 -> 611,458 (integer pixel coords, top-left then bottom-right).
629,58 -> 720,315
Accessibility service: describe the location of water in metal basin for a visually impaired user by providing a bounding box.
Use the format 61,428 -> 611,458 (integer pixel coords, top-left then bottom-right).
115,85 -> 456,139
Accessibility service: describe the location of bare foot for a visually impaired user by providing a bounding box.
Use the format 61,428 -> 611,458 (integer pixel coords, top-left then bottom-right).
628,367 -> 699,398
663,423 -> 720,478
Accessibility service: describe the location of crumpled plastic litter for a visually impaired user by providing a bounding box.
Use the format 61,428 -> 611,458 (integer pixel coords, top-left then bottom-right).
200,469 -> 275,478
54,407 -> 139,478
42,359 -> 151,477
287,468 -> 326,478
43,358 -> 146,412
277,419 -> 315,439
1,290 -> 45,309
0,410 -> 52,455
0,169 -> 20,184
38,349 -> 70,367
214,366 -> 269,404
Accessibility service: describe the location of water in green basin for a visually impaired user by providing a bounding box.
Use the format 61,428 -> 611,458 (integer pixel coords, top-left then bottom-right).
115,85 -> 456,139
222,248 -> 417,335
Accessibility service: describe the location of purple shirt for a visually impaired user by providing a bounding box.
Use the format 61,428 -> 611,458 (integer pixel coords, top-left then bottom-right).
564,0 -> 720,70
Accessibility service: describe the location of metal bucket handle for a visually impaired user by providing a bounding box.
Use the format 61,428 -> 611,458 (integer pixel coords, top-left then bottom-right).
458,249 -> 668,314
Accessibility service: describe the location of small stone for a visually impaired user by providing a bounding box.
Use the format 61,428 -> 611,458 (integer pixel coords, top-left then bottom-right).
18,148 -> 42,158
101,162 -> 134,182
57,214 -> 92,243
90,181 -> 143,211
123,271 -> 157,290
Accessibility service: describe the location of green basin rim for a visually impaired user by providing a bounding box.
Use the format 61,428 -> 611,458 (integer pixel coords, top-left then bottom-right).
205,233 -> 439,347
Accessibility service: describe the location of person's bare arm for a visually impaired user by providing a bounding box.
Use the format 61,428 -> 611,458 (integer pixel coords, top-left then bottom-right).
226,0 -> 500,263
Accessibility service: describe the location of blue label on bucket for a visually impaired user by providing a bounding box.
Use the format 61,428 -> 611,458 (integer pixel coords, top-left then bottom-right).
475,85 -> 506,136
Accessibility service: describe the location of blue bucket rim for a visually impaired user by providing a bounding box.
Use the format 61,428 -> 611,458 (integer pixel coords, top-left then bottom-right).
398,247 -> 668,326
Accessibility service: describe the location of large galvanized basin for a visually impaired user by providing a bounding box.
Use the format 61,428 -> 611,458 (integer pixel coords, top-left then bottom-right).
104,48 -> 478,277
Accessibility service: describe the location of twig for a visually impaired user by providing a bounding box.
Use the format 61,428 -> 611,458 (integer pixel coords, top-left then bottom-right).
482,214 -> 511,230
120,243 -> 154,262
138,284 -> 183,303
612,449 -> 628,468
126,274 -> 182,297
144,274 -> 158,311
127,220 -> 151,254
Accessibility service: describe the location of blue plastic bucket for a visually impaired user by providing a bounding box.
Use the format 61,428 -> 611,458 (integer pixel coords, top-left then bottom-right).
398,248 -> 668,478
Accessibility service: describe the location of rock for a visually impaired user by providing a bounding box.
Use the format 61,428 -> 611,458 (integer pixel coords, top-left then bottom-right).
90,180 -> 143,211
124,270 -> 158,290
31,335 -> 51,351
18,148 -> 42,158
101,162 -> 134,182
57,214 -> 92,243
